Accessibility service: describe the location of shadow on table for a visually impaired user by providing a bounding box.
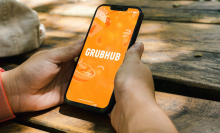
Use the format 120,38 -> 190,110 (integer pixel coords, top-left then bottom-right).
59,104 -> 116,132
12,106 -> 66,133
13,104 -> 115,132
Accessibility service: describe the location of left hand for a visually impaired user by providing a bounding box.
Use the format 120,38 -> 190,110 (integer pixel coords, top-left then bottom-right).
109,42 -> 178,133
1,38 -> 84,113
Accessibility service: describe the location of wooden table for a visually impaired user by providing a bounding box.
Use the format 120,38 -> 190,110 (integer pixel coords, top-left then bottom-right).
1,0 -> 220,132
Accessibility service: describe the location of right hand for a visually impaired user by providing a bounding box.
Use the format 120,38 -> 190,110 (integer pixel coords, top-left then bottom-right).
110,42 -> 178,133
2,38 -> 84,114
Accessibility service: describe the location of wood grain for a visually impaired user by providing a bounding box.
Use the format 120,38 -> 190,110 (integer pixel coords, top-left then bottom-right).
156,92 -> 220,133
138,21 -> 220,95
1,1 -> 219,132
15,106 -> 115,133
18,13 -> 220,54
2,13 -> 219,98
19,0 -> 199,9
8,13 -> 218,97
14,92 -> 220,133
105,1 -> 220,9
0,121 -> 47,133
23,0 -> 220,24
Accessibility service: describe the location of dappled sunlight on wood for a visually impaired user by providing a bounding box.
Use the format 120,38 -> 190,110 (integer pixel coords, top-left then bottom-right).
46,31 -> 77,38
155,91 -> 220,132
24,0 -> 220,25
30,11 -> 220,94
39,13 -> 91,34
138,21 -> 220,53
141,50 -> 192,64
0,121 -> 46,132
19,0 -> 60,8
197,17 -> 220,24
1,0 -> 220,132
15,106 -> 112,132
156,92 -> 189,117
189,23 -> 213,30
50,4 -> 97,17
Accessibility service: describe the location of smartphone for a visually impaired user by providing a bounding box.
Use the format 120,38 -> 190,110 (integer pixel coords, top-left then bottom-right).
65,4 -> 144,113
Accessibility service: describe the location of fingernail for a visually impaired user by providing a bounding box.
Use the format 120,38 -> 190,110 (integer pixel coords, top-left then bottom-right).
133,42 -> 143,52
76,38 -> 84,45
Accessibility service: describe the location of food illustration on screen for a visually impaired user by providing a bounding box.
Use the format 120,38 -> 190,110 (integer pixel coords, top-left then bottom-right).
132,11 -> 138,18
89,7 -> 112,38
66,6 -> 140,108
96,36 -> 102,45
123,29 -> 133,47
89,21 -> 104,37
73,61 -> 95,82
96,7 -> 109,23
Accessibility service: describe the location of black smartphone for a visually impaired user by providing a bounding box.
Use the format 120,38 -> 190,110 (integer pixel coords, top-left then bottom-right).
65,4 -> 144,113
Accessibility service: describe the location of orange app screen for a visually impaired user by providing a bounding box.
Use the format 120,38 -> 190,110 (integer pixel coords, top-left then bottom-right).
66,6 -> 140,108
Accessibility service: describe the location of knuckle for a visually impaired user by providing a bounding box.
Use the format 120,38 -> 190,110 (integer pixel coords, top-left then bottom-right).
66,46 -> 73,53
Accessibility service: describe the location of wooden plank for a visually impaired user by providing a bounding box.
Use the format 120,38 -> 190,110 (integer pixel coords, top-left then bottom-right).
0,121 -> 47,133
21,0 -> 220,24
3,13 -> 220,97
19,0 -> 198,9
141,8 -> 220,24
20,13 -> 220,54
14,92 -> 220,133
138,21 -> 220,53
37,14 -> 220,93
106,1 -> 220,9
146,50 -> 220,90
138,21 -> 220,96
155,92 -> 220,133
15,106 -> 115,133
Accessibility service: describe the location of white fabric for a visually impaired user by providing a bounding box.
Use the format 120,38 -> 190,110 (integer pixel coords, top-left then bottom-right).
0,0 -> 44,57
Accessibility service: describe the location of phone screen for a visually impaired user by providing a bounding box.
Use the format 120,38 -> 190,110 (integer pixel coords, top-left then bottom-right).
66,6 -> 140,108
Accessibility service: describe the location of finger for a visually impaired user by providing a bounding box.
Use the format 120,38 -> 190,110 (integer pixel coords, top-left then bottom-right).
124,42 -> 144,62
114,42 -> 145,97
49,38 -> 84,63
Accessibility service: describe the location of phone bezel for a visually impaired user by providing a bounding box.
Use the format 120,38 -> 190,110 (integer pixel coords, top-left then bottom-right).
64,4 -> 144,113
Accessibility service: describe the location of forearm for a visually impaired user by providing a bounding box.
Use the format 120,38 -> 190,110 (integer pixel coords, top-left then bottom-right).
111,42 -> 177,132
120,87 -> 178,133
126,102 -> 178,133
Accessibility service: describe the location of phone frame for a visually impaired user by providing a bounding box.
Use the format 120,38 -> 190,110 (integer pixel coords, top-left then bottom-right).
64,4 -> 144,113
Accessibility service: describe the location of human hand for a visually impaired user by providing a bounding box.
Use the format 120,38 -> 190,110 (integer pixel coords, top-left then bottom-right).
110,42 -> 178,133
1,38 -> 84,113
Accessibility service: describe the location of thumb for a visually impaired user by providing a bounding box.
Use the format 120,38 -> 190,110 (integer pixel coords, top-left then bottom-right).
124,42 -> 144,62
49,38 -> 84,63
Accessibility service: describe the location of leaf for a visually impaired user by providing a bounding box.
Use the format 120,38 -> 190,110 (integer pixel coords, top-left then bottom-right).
173,3 -> 181,8
194,52 -> 203,57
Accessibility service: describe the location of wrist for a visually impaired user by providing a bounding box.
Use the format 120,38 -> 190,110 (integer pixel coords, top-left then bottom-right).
1,69 -> 20,114
119,86 -> 157,132
120,84 -> 156,110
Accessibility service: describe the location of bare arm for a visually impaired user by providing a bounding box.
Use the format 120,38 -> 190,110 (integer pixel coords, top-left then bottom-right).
1,38 -> 84,113
110,42 -> 178,133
